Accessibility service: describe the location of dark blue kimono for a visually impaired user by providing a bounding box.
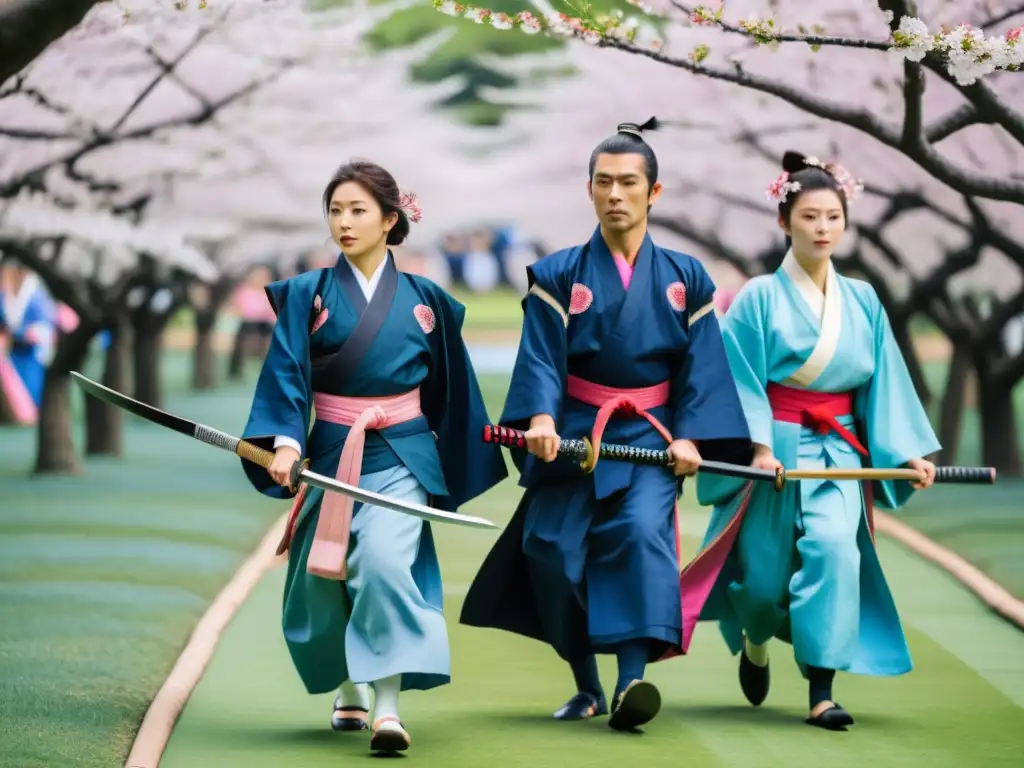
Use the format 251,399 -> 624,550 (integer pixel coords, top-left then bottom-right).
461,227 -> 751,664
240,253 -> 507,694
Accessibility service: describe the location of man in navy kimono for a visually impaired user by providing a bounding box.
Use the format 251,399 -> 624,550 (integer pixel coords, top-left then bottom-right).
461,118 -> 752,732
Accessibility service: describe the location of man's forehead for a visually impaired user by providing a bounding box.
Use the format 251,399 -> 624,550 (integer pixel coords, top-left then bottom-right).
593,153 -> 646,176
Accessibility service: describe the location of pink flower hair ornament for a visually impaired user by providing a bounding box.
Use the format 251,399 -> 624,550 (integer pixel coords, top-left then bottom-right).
398,191 -> 422,223
765,161 -> 864,205
765,171 -> 802,203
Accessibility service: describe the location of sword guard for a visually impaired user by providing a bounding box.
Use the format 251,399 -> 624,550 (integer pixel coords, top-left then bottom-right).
289,458 -> 310,492
774,466 -> 786,492
579,436 -> 597,474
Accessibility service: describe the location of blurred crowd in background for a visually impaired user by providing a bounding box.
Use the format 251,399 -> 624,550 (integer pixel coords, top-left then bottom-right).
0,221 -> 743,427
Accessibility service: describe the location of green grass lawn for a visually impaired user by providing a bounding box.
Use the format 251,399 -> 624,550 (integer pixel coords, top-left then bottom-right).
0,353 -> 284,768
1,348 -> 1022,767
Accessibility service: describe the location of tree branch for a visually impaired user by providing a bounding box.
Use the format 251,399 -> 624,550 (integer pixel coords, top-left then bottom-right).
669,2 -> 892,50
974,3 -> 1024,30
595,38 -> 1024,204
922,61 -> 1024,146
924,103 -> 988,143
901,59 -> 925,146
0,0 -> 101,86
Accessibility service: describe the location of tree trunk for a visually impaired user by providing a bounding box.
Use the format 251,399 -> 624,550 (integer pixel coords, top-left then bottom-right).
0,0 -> 101,86
132,315 -> 165,409
977,374 -> 1021,475
890,312 -> 932,406
192,310 -> 218,390
85,315 -> 129,456
937,342 -> 971,465
34,325 -> 95,475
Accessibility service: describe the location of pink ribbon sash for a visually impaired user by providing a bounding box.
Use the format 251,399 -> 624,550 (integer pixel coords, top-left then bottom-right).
0,333 -> 38,425
291,388 -> 423,580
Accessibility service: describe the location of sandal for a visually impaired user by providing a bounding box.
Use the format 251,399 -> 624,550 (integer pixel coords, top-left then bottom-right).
370,716 -> 410,753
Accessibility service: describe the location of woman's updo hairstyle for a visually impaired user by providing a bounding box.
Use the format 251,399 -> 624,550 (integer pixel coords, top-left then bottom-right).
774,150 -> 853,226
321,160 -> 413,246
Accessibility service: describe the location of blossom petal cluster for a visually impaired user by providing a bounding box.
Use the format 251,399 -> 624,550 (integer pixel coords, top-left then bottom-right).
889,15 -> 1023,85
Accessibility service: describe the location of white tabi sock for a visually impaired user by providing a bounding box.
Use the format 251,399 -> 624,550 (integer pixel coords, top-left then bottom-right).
338,679 -> 371,710
372,674 -> 402,722
744,636 -> 770,667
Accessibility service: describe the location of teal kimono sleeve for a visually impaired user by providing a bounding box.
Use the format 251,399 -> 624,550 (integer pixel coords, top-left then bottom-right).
420,285 -> 509,511
857,291 -> 941,510
239,275 -> 315,498
696,288 -> 772,507
669,265 -> 751,458
499,264 -> 569,431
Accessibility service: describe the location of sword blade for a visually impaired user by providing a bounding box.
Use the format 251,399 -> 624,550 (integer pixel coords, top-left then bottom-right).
71,371 -> 500,530
296,468 -> 499,529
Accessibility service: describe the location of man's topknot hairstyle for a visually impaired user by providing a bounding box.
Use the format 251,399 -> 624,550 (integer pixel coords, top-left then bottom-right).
588,116 -> 661,186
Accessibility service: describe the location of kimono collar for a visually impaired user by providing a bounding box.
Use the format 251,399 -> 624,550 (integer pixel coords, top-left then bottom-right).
4,272 -> 41,330
589,225 -> 653,267
780,249 -> 836,322
779,249 -> 844,388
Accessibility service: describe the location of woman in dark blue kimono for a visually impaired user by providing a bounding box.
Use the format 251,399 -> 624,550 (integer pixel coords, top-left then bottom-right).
460,120 -> 753,733
240,160 -> 507,753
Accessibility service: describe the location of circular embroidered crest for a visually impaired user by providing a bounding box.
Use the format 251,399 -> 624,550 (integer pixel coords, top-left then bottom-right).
666,282 -> 687,312
413,304 -> 435,334
569,283 -> 593,315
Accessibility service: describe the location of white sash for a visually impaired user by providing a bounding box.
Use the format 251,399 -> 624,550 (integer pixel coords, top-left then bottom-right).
781,250 -> 841,388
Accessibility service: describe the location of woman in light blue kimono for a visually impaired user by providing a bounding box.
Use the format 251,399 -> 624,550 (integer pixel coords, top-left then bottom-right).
240,160 -> 506,753
691,151 -> 940,730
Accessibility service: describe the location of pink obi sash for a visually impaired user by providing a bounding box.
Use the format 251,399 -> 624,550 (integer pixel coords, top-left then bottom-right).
566,374 -> 688,641
566,374 -> 672,457
766,382 -> 867,456
278,388 -> 423,580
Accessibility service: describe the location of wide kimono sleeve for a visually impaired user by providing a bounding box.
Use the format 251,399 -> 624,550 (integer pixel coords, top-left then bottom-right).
239,274 -> 316,498
695,280 -> 771,507
856,287 -> 941,510
669,262 -> 751,457
499,259 -> 569,431
420,283 -> 508,511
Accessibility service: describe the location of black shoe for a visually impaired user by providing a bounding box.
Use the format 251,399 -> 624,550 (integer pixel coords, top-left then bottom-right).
805,702 -> 855,731
608,680 -> 661,732
553,691 -> 608,720
739,650 -> 770,706
330,697 -> 369,731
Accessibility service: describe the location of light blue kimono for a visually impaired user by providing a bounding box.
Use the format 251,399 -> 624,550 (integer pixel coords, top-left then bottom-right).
695,252 -> 941,677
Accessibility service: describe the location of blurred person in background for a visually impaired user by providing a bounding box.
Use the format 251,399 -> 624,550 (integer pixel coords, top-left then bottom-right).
228,265 -> 277,380
0,257 -> 56,425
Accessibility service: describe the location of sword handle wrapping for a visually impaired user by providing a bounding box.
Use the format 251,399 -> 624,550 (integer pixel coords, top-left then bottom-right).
935,466 -> 997,484
236,440 -> 275,468
235,440 -> 310,492
481,425 -> 782,489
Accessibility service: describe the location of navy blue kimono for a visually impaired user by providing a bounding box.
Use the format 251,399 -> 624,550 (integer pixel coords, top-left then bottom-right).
239,253 -> 507,694
460,227 -> 751,663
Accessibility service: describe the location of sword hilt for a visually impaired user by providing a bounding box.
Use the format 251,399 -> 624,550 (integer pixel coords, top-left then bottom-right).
935,466 -> 996,484
235,439 -> 310,492
481,425 -> 782,489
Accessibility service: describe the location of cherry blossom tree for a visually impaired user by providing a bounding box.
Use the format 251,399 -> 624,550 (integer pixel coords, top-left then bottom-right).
0,0 -> 301,472
430,1 -> 1024,205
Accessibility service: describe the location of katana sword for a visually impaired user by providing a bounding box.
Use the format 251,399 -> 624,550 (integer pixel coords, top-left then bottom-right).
71,371 -> 501,531
483,424 -> 786,490
482,425 -> 997,489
